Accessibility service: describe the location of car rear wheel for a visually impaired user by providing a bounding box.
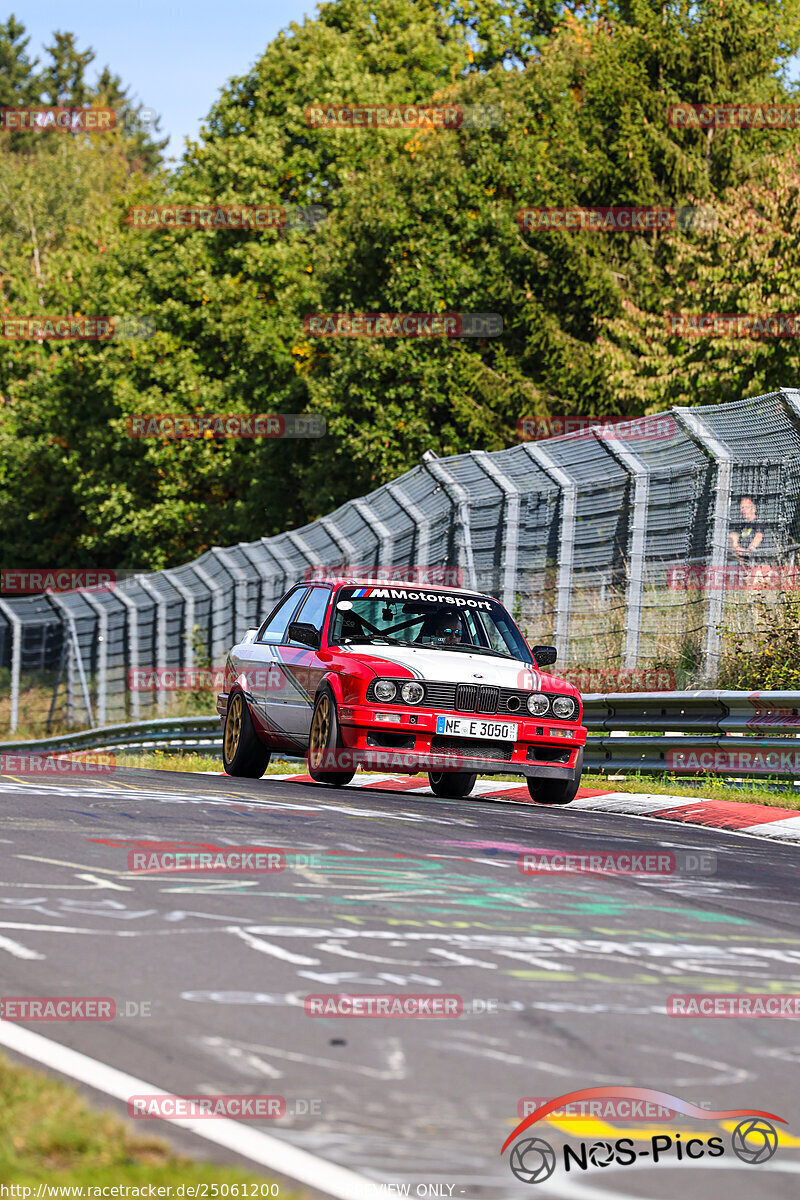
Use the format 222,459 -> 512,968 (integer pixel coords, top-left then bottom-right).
427,770 -> 477,798
223,692 -> 271,778
308,685 -> 355,786
526,748 -> 583,805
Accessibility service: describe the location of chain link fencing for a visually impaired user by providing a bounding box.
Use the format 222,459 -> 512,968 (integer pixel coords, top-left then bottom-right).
2,388 -> 799,735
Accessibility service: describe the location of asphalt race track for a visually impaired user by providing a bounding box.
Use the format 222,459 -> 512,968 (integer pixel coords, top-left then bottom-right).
1,766 -> 800,1198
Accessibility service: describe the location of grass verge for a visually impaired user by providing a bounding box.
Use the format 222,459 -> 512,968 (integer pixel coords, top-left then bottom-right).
0,1051 -> 300,1191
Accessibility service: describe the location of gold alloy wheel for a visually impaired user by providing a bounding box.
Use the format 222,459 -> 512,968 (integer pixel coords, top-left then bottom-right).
224,693 -> 243,762
309,694 -> 331,769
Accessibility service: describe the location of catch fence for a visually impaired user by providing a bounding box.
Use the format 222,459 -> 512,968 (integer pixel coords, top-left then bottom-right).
2,388 -> 799,734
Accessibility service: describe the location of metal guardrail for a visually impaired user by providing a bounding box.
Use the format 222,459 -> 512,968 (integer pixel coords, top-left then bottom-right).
582,690 -> 800,735
2,692 -> 800,779
0,716 -> 223,757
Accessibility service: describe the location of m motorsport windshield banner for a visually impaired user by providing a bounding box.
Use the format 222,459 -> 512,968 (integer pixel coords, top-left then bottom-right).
346,586 -> 492,611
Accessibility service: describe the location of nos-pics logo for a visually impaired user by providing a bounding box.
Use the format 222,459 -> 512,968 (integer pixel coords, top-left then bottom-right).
501,1087 -> 783,1182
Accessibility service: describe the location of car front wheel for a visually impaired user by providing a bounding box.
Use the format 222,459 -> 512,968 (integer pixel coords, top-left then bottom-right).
222,692 -> 271,778
526,748 -> 584,805
427,770 -> 477,799
307,685 -> 356,786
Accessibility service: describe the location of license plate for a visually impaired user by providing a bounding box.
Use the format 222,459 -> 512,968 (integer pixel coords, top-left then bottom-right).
435,715 -> 518,740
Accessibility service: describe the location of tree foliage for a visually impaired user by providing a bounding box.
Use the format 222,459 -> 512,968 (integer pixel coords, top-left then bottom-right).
2,1 -> 800,568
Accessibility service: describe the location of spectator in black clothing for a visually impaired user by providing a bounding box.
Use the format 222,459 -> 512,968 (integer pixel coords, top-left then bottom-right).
729,494 -> 767,559
729,496 -> 764,558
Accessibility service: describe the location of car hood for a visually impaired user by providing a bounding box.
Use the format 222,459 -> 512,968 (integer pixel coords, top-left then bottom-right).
346,643 -> 572,691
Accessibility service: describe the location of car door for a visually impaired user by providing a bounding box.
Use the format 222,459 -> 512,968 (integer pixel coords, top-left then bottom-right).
276,585 -> 332,742
251,586 -> 308,744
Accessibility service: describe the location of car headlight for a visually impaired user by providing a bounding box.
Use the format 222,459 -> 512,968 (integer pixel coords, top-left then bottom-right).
374,679 -> 397,702
401,681 -> 424,704
527,693 -> 550,716
552,695 -> 578,720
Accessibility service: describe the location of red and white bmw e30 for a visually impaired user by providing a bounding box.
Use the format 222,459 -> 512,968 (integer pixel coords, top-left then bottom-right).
217,579 -> 586,802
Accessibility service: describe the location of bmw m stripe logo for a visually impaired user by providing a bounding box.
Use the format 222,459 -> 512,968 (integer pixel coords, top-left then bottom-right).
351,587 -> 373,597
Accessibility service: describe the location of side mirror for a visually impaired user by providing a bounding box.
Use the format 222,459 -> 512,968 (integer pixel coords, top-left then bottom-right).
242,628 -> 258,645
532,644 -> 557,668
288,621 -> 321,649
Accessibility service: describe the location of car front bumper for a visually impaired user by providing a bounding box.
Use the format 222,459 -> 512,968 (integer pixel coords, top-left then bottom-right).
336,702 -> 586,779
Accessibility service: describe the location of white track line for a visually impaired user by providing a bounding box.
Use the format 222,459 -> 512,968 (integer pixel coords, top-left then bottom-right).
0,1023 -> 376,1200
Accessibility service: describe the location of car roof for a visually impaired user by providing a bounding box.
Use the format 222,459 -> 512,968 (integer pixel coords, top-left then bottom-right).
324,577 -> 494,600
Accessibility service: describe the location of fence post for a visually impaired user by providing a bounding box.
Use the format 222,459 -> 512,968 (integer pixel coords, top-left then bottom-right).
210,548 -> 250,642
522,443 -> 576,663
0,600 -> 21,733
285,531 -> 322,578
192,562 -> 228,667
320,516 -> 357,572
594,430 -> 650,668
673,407 -> 732,683
80,591 -> 109,726
46,594 -> 95,728
237,543 -> 280,624
351,497 -> 393,567
136,576 -> 168,714
164,572 -> 195,673
386,480 -> 431,569
114,586 -> 141,720
470,450 -> 520,609
421,452 -> 477,588
260,537 -> 296,591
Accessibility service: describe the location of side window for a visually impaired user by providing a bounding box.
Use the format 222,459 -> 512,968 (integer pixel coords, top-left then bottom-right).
463,611 -> 491,648
290,587 -> 330,642
257,588 -> 307,643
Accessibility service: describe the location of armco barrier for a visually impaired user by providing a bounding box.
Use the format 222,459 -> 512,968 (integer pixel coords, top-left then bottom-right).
582,690 -> 800,734
3,691 -> 800,780
0,716 -> 223,757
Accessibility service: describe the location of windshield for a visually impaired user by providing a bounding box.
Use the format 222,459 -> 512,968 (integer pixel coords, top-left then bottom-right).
329,585 -> 533,663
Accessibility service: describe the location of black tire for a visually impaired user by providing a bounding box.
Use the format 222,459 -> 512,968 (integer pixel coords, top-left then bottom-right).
526,748 -> 584,805
307,684 -> 355,786
427,770 -> 477,798
222,691 -> 271,778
